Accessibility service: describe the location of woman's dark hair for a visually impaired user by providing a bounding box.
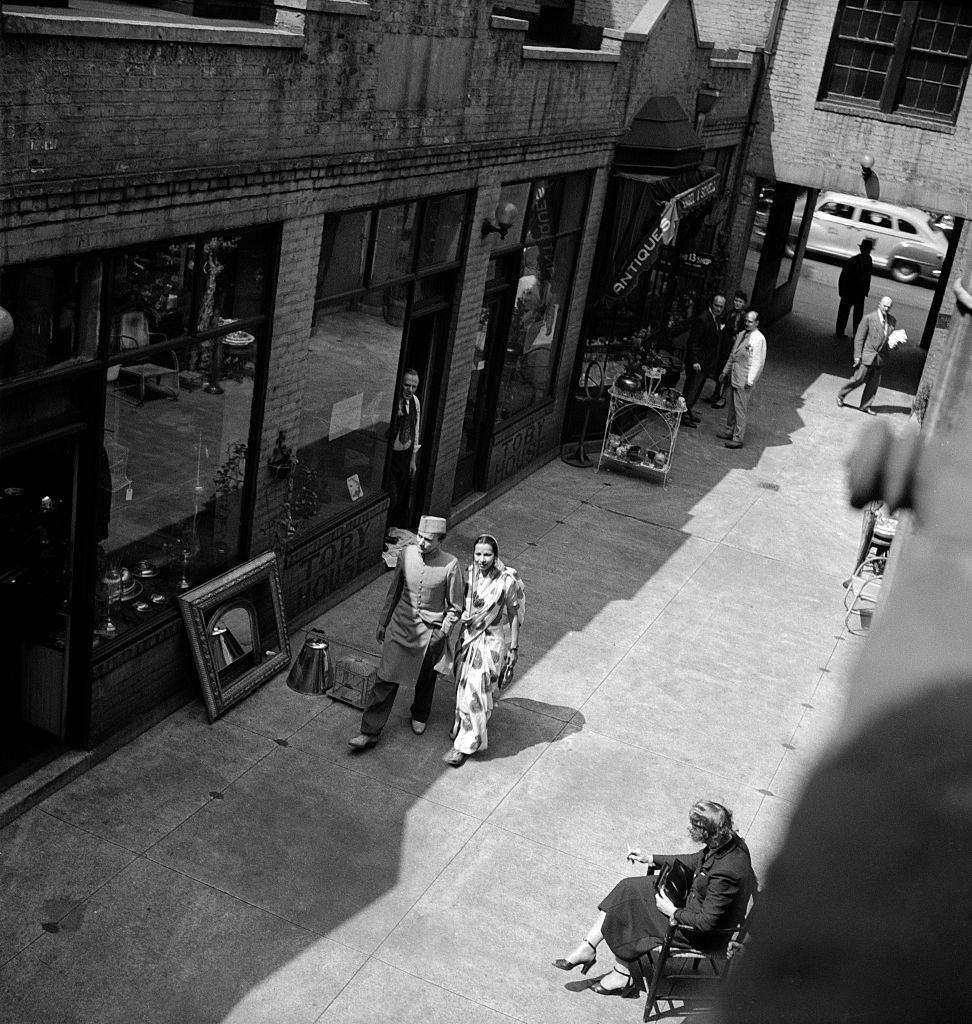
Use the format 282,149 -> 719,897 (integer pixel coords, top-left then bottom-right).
689,800 -> 734,842
474,534 -> 499,557
735,289 -> 748,301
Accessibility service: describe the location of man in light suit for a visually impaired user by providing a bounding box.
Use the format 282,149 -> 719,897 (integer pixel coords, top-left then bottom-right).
716,310 -> 767,450
837,296 -> 896,416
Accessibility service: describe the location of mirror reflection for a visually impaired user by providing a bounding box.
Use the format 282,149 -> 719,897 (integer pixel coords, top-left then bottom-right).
209,603 -> 256,676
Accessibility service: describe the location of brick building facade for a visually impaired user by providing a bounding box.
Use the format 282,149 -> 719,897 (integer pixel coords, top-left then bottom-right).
722,0 -> 971,371
0,0 -> 758,780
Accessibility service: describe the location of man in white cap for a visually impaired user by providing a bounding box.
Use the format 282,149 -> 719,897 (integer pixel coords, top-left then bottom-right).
349,514 -> 463,749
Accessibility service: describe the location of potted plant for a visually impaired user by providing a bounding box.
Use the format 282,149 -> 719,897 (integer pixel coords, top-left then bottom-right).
267,430 -> 297,480
211,441 -> 248,552
263,463 -> 321,552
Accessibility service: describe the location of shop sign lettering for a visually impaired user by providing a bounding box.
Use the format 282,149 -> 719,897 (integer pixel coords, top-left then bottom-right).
612,215 -> 672,296
492,414 -> 548,486
288,505 -> 383,612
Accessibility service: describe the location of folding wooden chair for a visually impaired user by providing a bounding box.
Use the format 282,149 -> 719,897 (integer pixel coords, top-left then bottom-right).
634,891 -> 757,1021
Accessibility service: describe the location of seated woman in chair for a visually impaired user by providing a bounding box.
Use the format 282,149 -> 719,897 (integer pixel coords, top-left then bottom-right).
553,800 -> 755,998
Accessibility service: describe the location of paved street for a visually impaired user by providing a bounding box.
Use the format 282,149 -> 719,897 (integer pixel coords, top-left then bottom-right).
0,288 -> 925,1023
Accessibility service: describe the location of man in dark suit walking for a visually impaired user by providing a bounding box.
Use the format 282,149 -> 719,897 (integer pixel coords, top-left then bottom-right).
836,239 -> 873,338
681,293 -> 726,427
837,295 -> 895,415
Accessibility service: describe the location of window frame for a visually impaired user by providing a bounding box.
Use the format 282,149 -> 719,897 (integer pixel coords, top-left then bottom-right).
818,1 -> 972,124
489,170 -> 593,430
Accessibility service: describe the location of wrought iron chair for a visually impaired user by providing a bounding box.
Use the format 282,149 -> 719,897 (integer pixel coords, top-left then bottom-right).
634,889 -> 758,1021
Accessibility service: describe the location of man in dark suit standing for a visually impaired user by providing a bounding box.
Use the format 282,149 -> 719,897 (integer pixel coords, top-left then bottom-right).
836,295 -> 895,415
708,289 -> 747,409
836,239 -> 873,338
681,293 -> 726,427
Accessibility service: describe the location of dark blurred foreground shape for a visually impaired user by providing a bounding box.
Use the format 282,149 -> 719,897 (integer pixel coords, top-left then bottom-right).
722,277 -> 972,1023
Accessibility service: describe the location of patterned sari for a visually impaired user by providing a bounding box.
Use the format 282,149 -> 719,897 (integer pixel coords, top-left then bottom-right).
451,562 -> 526,755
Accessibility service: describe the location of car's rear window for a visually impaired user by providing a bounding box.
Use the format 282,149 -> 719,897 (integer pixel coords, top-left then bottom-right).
861,210 -> 893,229
897,219 -> 919,234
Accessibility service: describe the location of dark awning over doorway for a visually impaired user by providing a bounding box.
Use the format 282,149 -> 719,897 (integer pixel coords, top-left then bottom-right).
613,96 -> 704,175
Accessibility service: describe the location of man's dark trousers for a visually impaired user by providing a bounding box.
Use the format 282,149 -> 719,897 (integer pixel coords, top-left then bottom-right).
387,448 -> 413,527
360,633 -> 445,735
838,361 -> 882,411
682,366 -> 709,415
836,295 -> 865,336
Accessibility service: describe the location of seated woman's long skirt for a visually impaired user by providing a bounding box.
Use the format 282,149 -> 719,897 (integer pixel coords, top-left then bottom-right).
599,876 -> 709,961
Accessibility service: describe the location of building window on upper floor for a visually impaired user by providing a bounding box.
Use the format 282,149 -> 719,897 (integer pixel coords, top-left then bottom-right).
819,1 -> 972,123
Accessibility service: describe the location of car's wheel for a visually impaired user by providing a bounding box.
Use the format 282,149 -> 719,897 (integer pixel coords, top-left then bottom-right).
891,260 -> 920,284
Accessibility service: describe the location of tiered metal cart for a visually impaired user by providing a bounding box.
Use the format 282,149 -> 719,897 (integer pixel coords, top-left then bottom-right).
597,372 -> 686,484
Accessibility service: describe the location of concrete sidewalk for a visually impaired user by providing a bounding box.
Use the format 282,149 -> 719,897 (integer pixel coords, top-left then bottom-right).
0,301 -> 923,1024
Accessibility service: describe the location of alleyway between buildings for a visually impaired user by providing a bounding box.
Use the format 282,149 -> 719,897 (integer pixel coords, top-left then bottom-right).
0,295 -> 924,1024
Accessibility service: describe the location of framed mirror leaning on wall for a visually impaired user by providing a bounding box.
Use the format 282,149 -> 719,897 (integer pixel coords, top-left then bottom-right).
178,551 -> 290,721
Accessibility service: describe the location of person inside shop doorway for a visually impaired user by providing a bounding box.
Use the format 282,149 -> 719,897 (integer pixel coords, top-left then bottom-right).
836,239 -> 873,339
387,368 -> 421,530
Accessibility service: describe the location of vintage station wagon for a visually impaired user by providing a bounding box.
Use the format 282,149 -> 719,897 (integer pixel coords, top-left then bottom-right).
791,191 -> 949,285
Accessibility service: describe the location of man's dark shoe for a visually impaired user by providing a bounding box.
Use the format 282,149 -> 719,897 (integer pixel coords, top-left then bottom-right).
683,417 -> 697,428
836,396 -> 845,407
410,719 -> 427,735
348,733 -> 379,750
716,432 -> 733,441
711,399 -> 726,409
724,440 -> 744,449
862,408 -> 877,416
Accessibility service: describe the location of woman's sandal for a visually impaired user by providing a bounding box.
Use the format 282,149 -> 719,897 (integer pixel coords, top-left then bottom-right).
589,967 -> 640,998
552,940 -> 597,974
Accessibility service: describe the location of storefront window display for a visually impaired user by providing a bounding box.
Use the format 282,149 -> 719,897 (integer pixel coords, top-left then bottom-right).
493,173 -> 590,423
95,226 -> 276,648
0,255 -> 102,382
304,192 -> 470,529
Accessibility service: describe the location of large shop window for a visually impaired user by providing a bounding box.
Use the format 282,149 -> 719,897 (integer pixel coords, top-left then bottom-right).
95,226 -> 275,649
494,173 -> 589,423
819,1 -> 972,123
304,192 -> 469,527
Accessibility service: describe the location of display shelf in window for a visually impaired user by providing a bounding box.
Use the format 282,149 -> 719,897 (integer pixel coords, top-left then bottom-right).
597,383 -> 686,483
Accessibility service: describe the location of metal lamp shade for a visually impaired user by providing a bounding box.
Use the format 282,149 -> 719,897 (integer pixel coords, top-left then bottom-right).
287,630 -> 333,694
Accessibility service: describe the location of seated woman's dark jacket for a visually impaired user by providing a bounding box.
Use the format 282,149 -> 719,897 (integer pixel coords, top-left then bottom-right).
657,834 -> 754,935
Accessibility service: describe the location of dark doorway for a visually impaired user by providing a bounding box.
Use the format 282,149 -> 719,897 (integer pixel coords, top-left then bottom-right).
397,302 -> 450,525
0,433 -> 80,789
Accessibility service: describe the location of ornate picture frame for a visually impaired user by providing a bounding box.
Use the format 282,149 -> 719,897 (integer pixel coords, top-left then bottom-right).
178,551 -> 291,722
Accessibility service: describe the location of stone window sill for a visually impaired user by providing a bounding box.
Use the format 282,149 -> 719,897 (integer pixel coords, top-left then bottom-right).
2,1 -> 306,47
491,14 -> 528,32
522,44 -> 619,64
815,99 -> 956,134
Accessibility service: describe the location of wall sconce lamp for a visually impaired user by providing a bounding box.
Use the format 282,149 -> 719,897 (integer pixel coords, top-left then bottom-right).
482,200 -> 518,240
860,154 -> 875,181
695,84 -> 722,118
0,306 -> 14,346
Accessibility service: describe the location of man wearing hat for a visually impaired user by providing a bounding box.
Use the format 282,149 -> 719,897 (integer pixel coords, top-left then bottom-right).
349,514 -> 464,749
836,239 -> 873,338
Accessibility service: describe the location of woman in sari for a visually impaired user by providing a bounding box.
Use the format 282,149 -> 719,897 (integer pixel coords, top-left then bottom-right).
442,534 -> 525,767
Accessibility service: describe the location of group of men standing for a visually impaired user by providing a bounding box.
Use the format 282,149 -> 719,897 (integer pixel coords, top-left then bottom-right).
682,290 -> 767,450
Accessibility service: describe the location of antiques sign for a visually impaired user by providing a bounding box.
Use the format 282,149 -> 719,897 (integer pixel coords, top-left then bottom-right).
611,174 -> 719,297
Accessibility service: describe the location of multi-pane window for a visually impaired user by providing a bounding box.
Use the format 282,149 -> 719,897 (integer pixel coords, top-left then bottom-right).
820,1 -> 972,122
